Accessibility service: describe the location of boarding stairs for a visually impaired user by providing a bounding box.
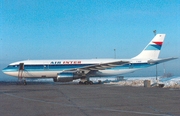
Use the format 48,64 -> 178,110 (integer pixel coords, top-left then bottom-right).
17,63 -> 27,85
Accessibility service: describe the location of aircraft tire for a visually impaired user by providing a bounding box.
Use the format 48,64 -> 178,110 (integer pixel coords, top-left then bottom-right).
79,81 -> 83,84
84,81 -> 93,85
23,80 -> 27,85
53,78 -> 57,82
89,81 -> 93,85
84,81 -> 88,85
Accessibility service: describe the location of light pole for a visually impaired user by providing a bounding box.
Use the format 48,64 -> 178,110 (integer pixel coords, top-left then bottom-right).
153,30 -> 156,36
156,64 -> 158,81
154,30 -> 158,86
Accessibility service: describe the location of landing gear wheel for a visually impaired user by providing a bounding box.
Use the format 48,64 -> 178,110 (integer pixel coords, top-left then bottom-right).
79,81 -> 83,84
53,78 -> 57,82
89,81 -> 93,85
84,81 -> 93,85
23,80 -> 27,85
84,81 -> 88,85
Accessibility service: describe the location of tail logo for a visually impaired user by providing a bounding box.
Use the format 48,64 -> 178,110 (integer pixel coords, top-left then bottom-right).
152,42 -> 163,45
145,41 -> 163,50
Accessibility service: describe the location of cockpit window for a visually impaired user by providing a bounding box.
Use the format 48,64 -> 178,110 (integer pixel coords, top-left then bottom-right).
8,65 -> 18,67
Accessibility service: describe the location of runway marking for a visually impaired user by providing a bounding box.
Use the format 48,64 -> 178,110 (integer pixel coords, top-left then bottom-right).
169,88 -> 180,91
3,92 -> 74,107
2,91 -> 172,116
87,107 -> 172,116
57,88 -> 89,116
147,106 -> 173,116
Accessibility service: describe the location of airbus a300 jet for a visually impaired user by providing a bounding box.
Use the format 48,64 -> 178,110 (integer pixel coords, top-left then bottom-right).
2,34 -> 177,84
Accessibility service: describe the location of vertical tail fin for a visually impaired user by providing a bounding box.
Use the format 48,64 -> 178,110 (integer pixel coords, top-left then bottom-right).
133,34 -> 166,59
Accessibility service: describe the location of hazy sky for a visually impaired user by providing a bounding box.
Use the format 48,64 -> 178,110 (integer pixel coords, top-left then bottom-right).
1,0 -> 180,80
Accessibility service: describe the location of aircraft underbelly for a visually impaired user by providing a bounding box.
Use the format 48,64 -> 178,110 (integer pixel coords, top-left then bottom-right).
5,71 -> 60,78
23,71 -> 59,78
5,69 -> 141,78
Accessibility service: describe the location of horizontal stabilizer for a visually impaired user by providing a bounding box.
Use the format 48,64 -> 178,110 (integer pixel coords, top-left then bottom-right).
148,57 -> 178,64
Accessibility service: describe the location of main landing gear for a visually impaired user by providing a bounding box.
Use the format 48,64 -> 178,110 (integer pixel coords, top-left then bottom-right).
16,79 -> 27,85
79,81 -> 93,85
79,77 -> 93,85
23,80 -> 27,85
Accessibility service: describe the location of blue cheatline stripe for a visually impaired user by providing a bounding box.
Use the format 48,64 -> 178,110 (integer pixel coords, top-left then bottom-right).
3,64 -> 93,72
145,45 -> 161,50
3,63 -> 154,72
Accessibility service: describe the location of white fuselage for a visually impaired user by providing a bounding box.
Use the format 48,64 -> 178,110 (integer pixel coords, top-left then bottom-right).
2,59 -> 151,78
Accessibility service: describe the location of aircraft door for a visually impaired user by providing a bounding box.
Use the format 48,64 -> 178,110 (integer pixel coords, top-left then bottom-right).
129,63 -> 134,68
43,65 -> 49,70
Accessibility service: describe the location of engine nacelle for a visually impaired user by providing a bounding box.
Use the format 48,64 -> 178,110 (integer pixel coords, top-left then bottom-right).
57,72 -> 79,82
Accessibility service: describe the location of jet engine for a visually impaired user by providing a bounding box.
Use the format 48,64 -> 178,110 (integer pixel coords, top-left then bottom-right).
56,72 -> 79,82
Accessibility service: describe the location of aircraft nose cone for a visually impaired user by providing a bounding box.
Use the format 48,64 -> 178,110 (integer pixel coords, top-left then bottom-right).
2,68 -> 7,74
2,67 -> 11,75
2,68 -> 5,72
2,66 -> 18,77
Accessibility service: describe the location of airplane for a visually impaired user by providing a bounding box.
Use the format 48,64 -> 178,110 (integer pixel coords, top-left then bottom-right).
2,34 -> 177,85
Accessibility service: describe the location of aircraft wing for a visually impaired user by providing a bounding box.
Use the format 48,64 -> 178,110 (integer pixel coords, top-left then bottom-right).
64,60 -> 130,73
148,57 -> 178,64
80,61 -> 129,70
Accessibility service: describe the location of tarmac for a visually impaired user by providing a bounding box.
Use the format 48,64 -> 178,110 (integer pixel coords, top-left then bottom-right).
0,82 -> 180,116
